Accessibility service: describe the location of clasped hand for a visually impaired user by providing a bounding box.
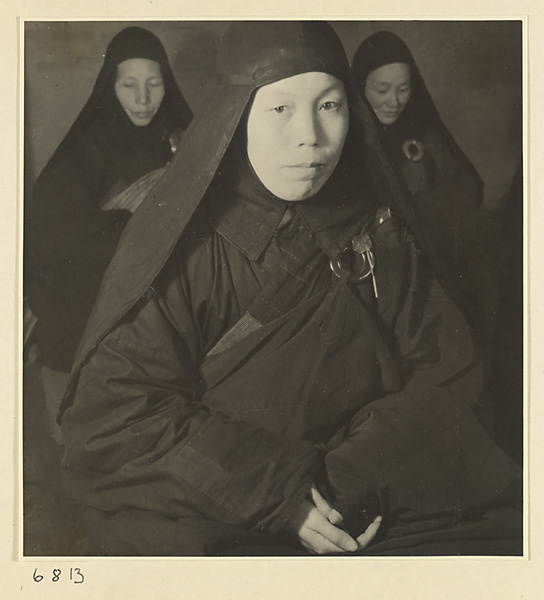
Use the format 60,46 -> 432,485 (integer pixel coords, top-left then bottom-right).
285,485 -> 382,555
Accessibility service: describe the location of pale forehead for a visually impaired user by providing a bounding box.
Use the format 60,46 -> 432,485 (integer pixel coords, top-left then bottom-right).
366,63 -> 411,85
254,71 -> 345,100
116,58 -> 162,79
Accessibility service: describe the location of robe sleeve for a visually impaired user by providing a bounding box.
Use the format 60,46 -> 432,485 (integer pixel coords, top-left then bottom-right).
60,243 -> 320,534
323,237 -> 521,534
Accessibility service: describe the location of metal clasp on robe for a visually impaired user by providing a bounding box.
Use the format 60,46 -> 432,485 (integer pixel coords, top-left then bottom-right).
329,207 -> 392,297
329,232 -> 378,297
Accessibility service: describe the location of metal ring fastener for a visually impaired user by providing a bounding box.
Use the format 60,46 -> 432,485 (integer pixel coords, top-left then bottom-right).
330,249 -> 376,283
403,139 -> 425,162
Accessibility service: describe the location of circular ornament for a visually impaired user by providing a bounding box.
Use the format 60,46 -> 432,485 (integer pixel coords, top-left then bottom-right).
403,139 -> 425,162
330,246 -> 376,283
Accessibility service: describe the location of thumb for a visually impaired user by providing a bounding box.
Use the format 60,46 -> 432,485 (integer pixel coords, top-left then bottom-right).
356,516 -> 382,550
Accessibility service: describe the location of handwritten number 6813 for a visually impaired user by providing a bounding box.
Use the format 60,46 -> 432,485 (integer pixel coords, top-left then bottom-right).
32,567 -> 84,584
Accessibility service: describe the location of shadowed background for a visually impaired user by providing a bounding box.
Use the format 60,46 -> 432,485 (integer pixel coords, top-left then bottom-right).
22,20 -> 523,555
24,20 -> 522,212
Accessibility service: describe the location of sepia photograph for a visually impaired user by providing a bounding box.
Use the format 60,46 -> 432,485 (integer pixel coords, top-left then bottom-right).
22,19 -> 523,560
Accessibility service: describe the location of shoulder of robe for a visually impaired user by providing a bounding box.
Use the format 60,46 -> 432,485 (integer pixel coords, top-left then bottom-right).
165,212 -> 217,270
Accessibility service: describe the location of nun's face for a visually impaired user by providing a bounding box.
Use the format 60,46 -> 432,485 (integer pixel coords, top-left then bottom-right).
247,72 -> 349,202
364,63 -> 412,126
115,58 -> 165,126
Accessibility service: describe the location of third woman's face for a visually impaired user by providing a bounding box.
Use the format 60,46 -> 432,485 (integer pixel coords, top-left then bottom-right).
115,58 -> 165,126
364,63 -> 412,126
246,71 -> 349,202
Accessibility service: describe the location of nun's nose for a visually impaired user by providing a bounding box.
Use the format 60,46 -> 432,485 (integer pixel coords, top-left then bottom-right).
136,85 -> 151,105
385,90 -> 401,108
295,109 -> 320,146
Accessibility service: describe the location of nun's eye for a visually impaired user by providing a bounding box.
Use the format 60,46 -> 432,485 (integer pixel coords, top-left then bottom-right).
320,101 -> 339,111
273,106 -> 287,114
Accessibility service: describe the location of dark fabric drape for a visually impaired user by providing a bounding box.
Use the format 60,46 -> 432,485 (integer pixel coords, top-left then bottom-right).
352,30 -> 482,184
26,26 -> 193,371
352,31 -> 500,360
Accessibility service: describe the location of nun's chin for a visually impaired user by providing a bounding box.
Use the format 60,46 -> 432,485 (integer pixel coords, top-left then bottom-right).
377,112 -> 402,126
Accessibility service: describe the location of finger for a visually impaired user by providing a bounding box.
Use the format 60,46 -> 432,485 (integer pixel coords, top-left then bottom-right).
327,508 -> 344,526
286,501 -> 356,554
301,531 -> 349,555
356,516 -> 382,550
309,486 -> 344,525
309,486 -> 331,514
312,514 -> 358,552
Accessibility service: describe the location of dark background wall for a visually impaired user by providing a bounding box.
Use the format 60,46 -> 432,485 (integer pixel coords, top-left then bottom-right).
24,20 -> 522,211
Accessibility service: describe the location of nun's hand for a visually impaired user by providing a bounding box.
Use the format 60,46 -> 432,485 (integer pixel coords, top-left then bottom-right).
285,499 -> 358,555
308,485 -> 382,550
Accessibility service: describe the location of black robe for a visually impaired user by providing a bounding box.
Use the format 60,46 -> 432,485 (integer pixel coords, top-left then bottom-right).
26,26 -> 192,371
60,157 -> 521,556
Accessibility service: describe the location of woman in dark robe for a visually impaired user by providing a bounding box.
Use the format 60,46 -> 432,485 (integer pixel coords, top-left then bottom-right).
352,31 -> 501,360
26,26 -> 193,376
58,21 -> 521,557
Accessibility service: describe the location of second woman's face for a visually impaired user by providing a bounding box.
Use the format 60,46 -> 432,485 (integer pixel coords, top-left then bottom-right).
115,58 -> 165,126
364,63 -> 412,126
247,71 -> 349,202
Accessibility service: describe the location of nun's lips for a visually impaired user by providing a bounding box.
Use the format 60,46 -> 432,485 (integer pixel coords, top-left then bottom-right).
286,162 -> 326,170
380,110 -> 402,121
283,163 -> 328,182
130,110 -> 155,121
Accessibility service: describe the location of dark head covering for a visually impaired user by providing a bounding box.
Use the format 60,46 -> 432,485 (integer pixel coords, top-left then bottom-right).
61,21 -> 461,407
352,30 -> 415,83
351,31 -> 481,178
42,26 -> 193,174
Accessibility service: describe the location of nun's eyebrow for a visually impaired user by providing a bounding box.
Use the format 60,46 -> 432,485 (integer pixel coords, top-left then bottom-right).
371,78 -> 410,87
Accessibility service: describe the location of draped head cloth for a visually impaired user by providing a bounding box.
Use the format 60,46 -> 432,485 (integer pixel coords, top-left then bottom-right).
41,26 -> 193,175
62,21 -> 462,409
352,30 -> 416,83
351,30 -> 483,184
